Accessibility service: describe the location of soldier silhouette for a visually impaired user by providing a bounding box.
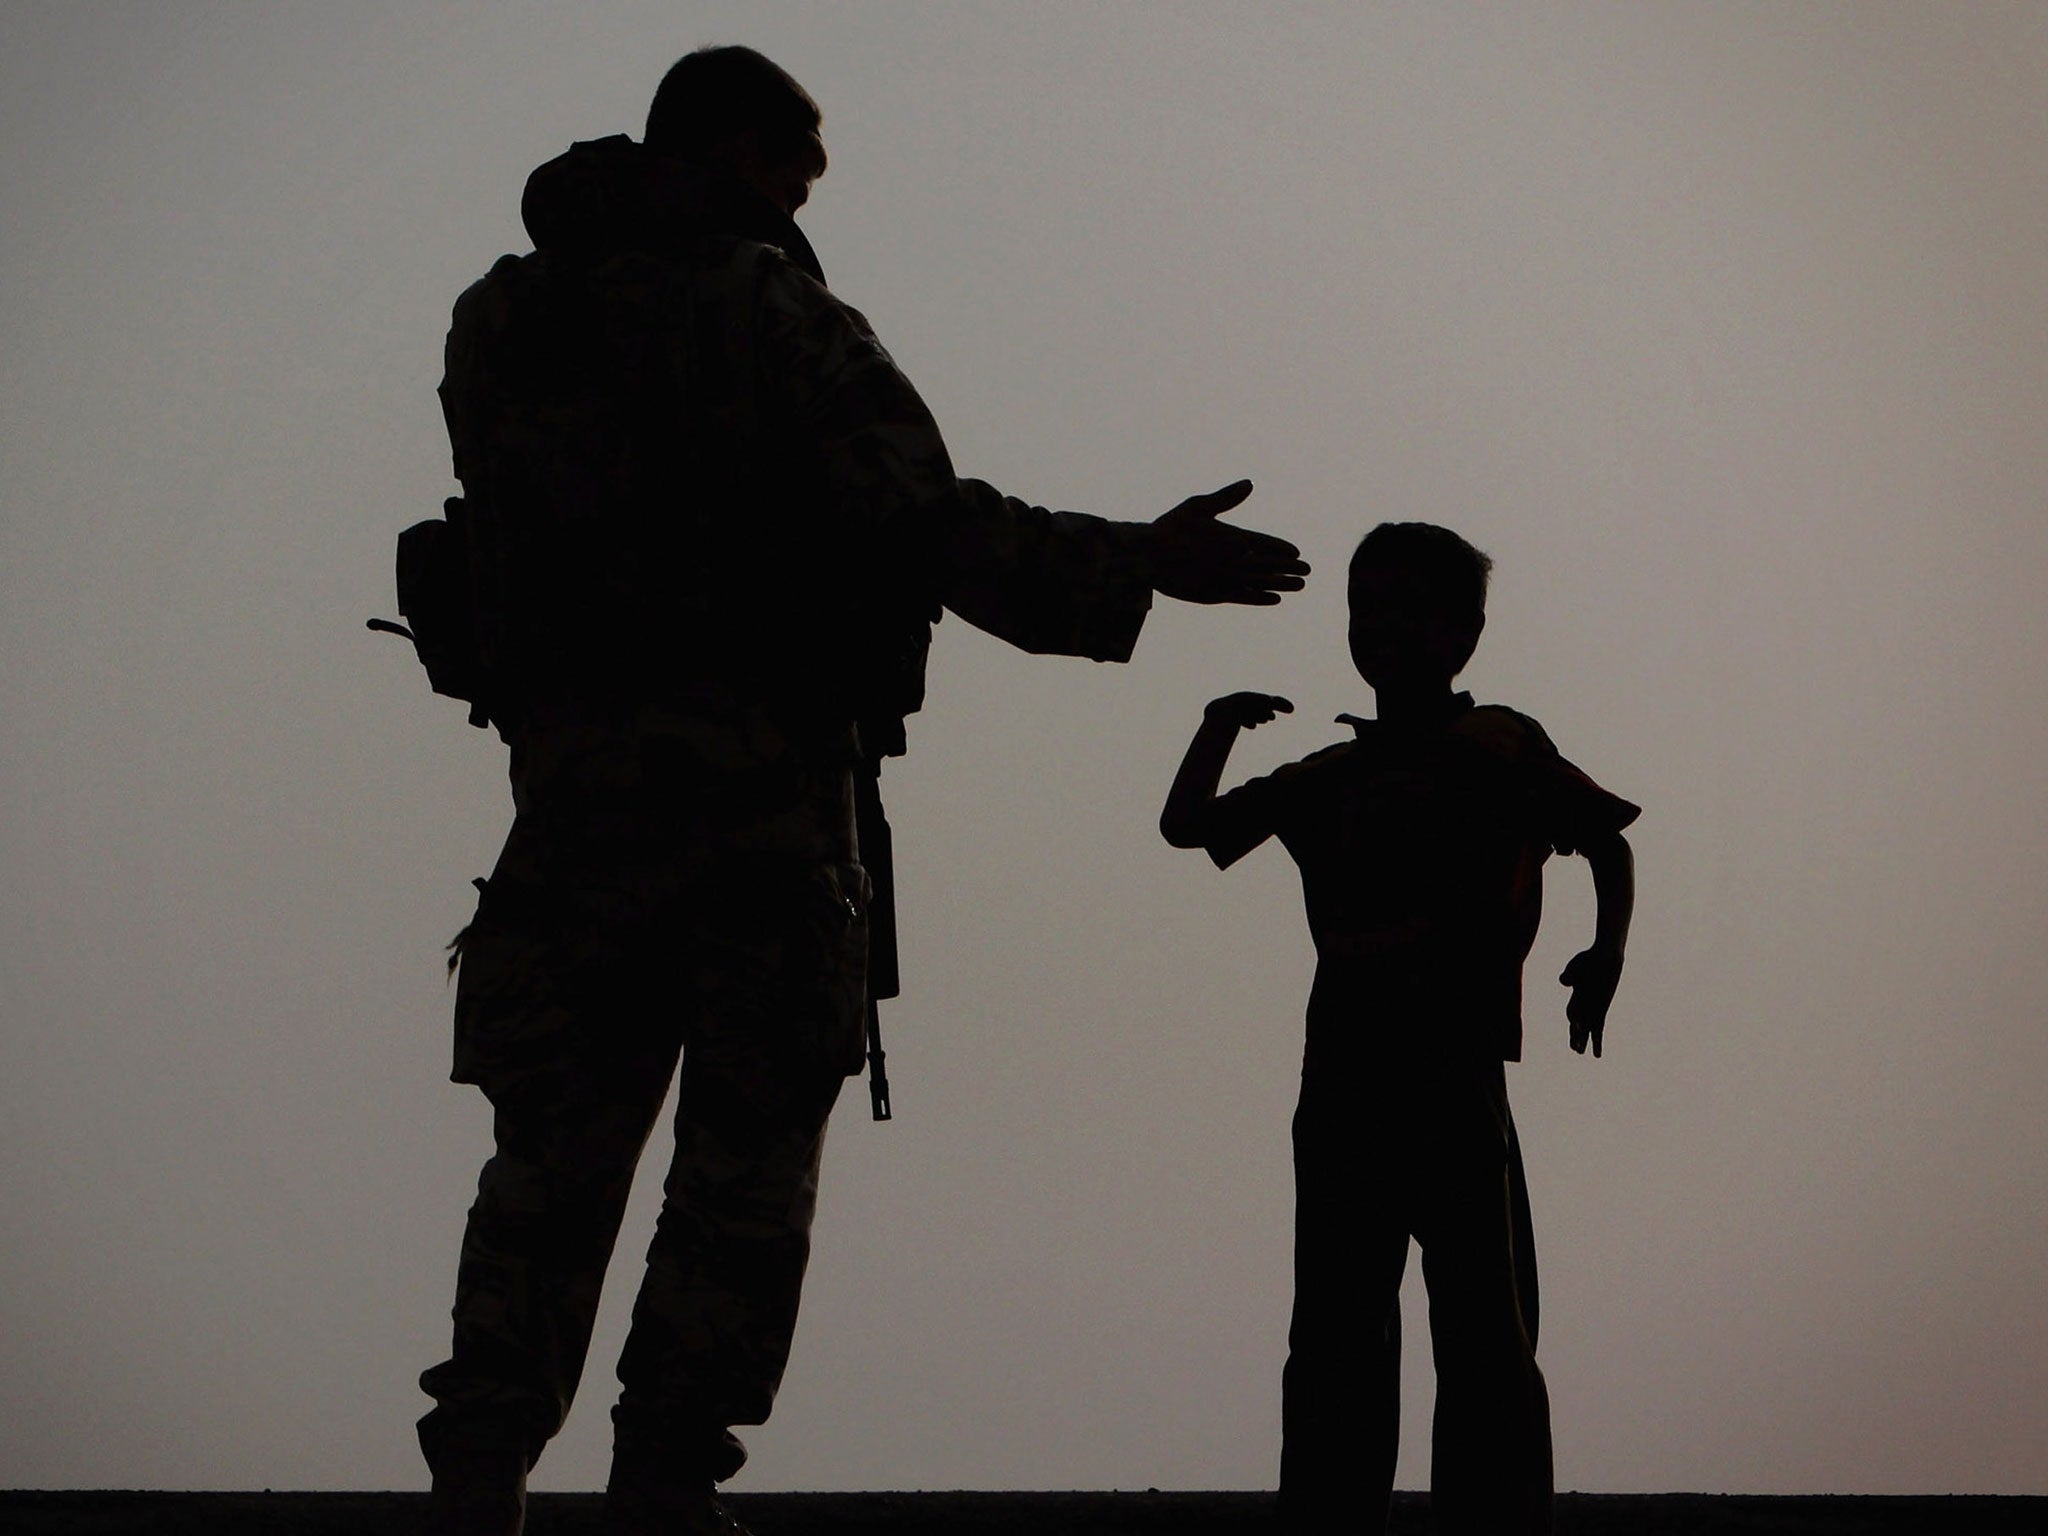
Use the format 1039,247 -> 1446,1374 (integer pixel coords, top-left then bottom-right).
1161,523 -> 1637,1536
412,45 -> 1308,1536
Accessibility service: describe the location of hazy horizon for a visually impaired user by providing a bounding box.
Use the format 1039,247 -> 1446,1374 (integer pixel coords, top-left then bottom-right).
3,0 -> 2045,1497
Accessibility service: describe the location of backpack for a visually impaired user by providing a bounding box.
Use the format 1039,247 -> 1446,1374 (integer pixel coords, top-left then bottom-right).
367,495 -> 499,732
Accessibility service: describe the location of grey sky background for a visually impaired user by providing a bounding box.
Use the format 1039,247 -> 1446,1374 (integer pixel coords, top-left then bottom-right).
3,0 -> 2045,1498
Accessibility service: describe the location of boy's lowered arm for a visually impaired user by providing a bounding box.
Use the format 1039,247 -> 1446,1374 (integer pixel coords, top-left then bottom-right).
1160,692 -> 1292,848
1560,830 -> 1635,1057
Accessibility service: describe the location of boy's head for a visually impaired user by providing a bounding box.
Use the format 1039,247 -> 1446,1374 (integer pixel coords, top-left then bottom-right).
1347,522 -> 1492,692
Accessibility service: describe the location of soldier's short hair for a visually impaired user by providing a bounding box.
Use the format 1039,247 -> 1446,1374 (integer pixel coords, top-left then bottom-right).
1349,522 -> 1493,619
646,46 -> 822,161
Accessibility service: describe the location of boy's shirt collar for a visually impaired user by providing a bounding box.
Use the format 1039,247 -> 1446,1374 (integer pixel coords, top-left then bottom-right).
1336,691 -> 1475,737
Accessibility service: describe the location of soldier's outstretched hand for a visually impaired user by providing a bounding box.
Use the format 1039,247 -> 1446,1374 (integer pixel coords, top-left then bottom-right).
1144,480 -> 1309,606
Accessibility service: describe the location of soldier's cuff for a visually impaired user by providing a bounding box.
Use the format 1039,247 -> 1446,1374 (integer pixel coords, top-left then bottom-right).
1081,522 -> 1157,661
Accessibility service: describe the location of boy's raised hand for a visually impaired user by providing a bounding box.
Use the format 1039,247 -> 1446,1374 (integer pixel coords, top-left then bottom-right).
1205,692 -> 1294,730
1162,692 -> 1292,848
1560,945 -> 1623,1057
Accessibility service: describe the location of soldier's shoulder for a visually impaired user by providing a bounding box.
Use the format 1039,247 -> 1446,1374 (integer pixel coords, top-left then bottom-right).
743,251 -> 893,375
737,239 -> 853,314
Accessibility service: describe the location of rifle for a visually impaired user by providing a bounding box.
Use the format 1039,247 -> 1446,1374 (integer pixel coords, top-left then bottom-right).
853,756 -> 897,1122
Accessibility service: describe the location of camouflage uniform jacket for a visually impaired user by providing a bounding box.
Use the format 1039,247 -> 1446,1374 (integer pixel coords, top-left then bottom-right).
440,135 -> 1156,772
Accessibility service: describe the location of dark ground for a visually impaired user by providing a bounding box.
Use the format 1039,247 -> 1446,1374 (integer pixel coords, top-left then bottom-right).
1,1491 -> 2041,1535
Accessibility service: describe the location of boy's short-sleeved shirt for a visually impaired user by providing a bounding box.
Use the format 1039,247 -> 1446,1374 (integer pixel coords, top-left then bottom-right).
1204,693 -> 1639,1060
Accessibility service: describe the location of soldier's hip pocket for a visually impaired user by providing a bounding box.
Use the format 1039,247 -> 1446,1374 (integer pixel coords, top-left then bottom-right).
445,876 -> 624,1091
688,860 -> 871,1077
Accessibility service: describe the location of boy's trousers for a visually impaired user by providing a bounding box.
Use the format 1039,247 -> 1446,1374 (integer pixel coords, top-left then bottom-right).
1280,1024 -> 1553,1536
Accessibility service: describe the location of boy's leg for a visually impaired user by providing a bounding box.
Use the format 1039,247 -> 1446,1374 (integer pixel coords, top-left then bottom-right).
1279,1055 -> 1411,1533
1415,1062 -> 1553,1536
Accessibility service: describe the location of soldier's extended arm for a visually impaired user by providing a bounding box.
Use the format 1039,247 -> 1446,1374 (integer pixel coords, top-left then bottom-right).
1159,692 -> 1293,848
758,254 -> 1305,658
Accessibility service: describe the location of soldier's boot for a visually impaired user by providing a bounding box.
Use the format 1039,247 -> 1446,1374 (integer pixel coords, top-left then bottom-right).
420,1444 -> 528,1536
605,1410 -> 752,1534
602,1473 -> 752,1535
417,1415 -> 536,1536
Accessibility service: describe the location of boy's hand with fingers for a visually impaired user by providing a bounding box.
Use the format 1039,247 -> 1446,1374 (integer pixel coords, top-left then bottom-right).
1561,944 -> 1623,1056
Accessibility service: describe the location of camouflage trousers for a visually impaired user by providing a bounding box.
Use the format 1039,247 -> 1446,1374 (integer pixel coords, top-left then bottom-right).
419,713 -> 870,1485
1280,1001 -> 1552,1536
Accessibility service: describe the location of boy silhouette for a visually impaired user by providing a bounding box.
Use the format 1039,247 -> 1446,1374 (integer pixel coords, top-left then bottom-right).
1160,523 -> 1638,1535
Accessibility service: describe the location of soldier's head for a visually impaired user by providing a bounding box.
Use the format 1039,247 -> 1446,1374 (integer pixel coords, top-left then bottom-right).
646,46 -> 827,215
1346,522 -> 1491,690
